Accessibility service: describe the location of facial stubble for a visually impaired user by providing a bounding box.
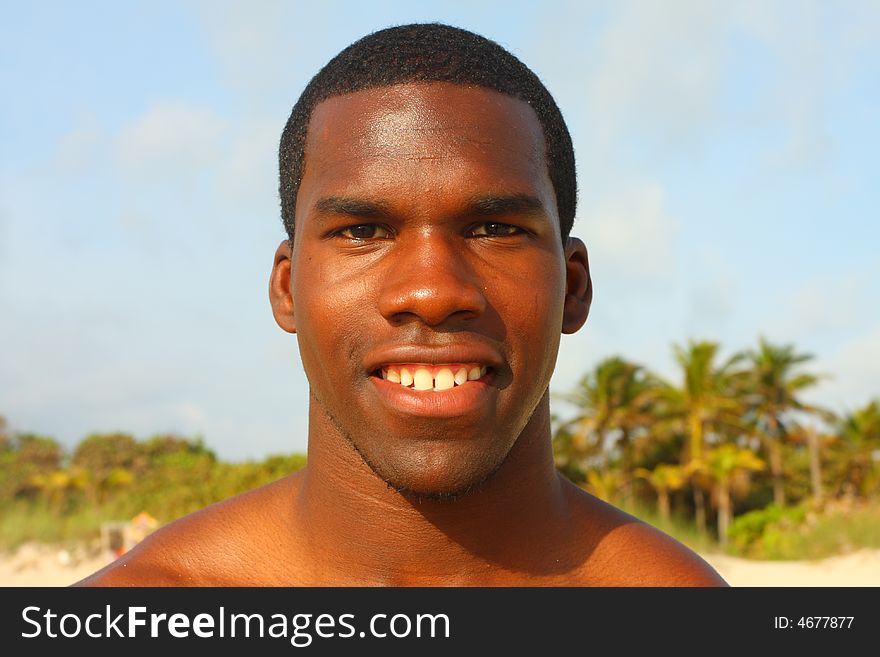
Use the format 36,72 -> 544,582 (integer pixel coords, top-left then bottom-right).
317,395 -> 529,503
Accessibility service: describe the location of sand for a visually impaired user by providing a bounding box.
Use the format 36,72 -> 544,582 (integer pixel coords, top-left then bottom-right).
0,543 -> 110,587
701,550 -> 880,587
2,543 -> 880,586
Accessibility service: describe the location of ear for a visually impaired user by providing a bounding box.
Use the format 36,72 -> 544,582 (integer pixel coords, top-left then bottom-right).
269,239 -> 296,333
561,236 -> 592,334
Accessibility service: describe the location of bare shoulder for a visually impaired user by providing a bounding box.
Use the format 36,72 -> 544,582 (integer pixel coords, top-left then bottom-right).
562,479 -> 728,587
73,472 -> 303,587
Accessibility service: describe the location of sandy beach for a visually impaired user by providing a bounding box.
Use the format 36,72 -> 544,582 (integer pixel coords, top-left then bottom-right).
2,543 -> 880,586
701,550 -> 880,587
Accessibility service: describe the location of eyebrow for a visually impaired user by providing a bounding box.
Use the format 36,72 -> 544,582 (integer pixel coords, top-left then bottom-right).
313,197 -> 393,219
312,192 -> 548,221
466,193 -> 547,219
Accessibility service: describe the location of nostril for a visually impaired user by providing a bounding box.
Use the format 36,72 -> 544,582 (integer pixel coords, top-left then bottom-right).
376,267 -> 487,327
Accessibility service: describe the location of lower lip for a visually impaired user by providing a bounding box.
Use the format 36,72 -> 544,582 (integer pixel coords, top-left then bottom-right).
368,374 -> 497,418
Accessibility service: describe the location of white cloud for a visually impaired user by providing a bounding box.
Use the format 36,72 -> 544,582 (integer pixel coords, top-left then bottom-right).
585,0 -> 726,152
734,1 -> 832,170
189,0 -> 306,101
177,401 -> 207,428
731,0 -> 880,171
550,0 -> 879,177
111,104 -> 286,223
50,116 -> 104,175
806,322 -> 880,412
115,102 -> 226,177
583,182 -> 679,285
770,273 -> 870,340
215,117 -> 279,212
688,251 -> 736,327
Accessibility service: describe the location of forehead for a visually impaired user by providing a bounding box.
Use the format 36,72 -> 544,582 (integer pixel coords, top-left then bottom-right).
297,82 -> 554,218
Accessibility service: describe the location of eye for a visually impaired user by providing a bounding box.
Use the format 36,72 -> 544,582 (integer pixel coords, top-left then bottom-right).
469,222 -> 523,237
337,224 -> 391,240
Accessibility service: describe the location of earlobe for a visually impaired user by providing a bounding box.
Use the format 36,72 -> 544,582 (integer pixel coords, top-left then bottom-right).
561,237 -> 592,334
269,239 -> 297,334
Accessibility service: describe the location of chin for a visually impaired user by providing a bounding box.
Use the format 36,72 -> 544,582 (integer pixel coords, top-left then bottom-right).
361,440 -> 510,502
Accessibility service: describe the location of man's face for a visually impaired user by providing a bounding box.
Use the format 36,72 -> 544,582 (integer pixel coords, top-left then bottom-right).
279,82 -> 585,497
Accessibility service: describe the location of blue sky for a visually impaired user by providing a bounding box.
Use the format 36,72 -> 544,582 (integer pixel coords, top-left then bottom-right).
2,0 -> 878,460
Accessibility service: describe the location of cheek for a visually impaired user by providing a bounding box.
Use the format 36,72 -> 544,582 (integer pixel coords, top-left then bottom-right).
489,257 -> 566,371
292,259 -> 371,382
294,250 -> 372,323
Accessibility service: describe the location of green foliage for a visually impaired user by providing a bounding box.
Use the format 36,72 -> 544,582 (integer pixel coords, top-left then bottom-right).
727,504 -> 807,555
0,433 -> 64,501
727,502 -> 880,560
835,399 -> 880,497
552,337 -> 879,553
555,356 -> 656,475
0,431 -> 306,550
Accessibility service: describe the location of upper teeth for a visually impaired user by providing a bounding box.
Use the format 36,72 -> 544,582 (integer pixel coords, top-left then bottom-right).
380,364 -> 487,391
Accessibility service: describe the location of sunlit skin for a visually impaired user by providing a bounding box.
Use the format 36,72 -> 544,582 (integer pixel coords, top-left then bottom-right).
75,83 -> 727,586
289,83 -> 576,499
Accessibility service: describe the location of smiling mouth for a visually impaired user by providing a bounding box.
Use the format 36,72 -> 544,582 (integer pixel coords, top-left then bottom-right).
373,363 -> 490,391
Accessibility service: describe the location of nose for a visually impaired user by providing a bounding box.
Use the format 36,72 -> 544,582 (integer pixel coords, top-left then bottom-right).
377,232 -> 487,327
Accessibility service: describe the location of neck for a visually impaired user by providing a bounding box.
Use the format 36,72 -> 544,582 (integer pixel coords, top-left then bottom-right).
295,391 -> 573,585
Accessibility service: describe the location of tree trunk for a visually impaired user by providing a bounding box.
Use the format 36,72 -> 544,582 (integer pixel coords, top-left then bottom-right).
598,429 -> 609,476
807,427 -> 823,504
689,412 -> 703,463
620,430 -> 633,507
689,412 -> 707,532
693,487 -> 706,534
717,481 -> 731,549
769,441 -> 786,507
658,488 -> 670,521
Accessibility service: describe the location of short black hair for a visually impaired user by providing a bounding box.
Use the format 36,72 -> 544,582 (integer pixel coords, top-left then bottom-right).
279,22 -> 577,242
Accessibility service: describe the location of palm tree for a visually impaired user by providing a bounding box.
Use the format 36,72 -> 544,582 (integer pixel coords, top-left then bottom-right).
696,444 -> 765,548
30,468 -> 88,515
557,356 -> 656,499
663,340 -> 746,532
72,432 -> 139,503
789,422 -> 833,503
836,399 -> 880,498
635,463 -> 688,521
582,468 -> 624,504
743,338 -> 825,507
3,433 -> 64,500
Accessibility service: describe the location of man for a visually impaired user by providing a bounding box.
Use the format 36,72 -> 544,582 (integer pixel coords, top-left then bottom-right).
77,23 -> 726,586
